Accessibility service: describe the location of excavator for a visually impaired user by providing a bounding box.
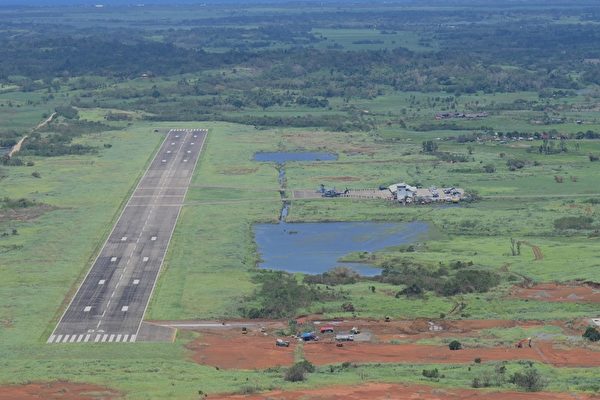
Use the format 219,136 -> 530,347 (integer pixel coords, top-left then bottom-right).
515,337 -> 532,348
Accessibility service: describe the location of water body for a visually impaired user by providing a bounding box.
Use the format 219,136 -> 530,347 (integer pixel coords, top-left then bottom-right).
254,151 -> 338,163
255,151 -> 337,221
254,221 -> 428,276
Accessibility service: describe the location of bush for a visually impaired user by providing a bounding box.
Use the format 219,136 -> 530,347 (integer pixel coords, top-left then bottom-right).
31,171 -> 41,178
396,283 -> 424,298
483,164 -> 496,173
284,364 -> 306,382
507,158 -> 526,170
583,326 -> 600,342
449,340 -> 462,350
422,368 -> 440,379
284,360 -> 315,382
304,266 -> 360,285
510,368 -> 546,392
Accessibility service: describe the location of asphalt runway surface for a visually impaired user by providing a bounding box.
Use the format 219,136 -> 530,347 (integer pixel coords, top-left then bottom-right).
48,128 -> 206,344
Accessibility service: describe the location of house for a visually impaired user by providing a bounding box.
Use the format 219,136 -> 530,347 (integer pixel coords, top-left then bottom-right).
388,183 -> 417,202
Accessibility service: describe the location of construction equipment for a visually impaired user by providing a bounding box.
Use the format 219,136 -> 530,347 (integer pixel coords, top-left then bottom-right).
350,327 -> 360,334
515,337 -> 532,348
276,338 -> 290,347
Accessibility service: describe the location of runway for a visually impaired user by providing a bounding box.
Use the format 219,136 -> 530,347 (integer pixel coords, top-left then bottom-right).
48,128 -> 206,344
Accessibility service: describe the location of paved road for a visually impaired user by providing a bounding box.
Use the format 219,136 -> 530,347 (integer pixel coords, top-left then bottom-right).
48,128 -> 206,344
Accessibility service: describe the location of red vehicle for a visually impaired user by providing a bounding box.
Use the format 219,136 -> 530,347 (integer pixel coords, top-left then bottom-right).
320,326 -> 334,333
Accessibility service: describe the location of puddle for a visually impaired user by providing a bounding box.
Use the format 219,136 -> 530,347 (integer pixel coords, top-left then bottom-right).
254,221 -> 428,276
254,152 -> 338,163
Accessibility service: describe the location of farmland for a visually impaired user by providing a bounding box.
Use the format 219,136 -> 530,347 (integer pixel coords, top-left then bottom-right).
1,1 -> 600,399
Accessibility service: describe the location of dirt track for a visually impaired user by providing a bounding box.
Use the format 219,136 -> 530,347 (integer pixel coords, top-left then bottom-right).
0,382 -> 121,400
512,283 -> 600,303
210,382 -> 598,400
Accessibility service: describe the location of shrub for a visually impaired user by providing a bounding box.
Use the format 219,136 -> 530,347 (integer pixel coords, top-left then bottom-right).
304,266 -> 360,285
449,340 -> 462,350
284,360 -> 315,382
510,368 -> 546,392
506,158 -> 526,170
474,357 -> 482,364
284,364 -> 306,382
422,368 -> 440,379
422,140 -> 438,153
583,326 -> 600,342
31,171 -> 41,178
483,164 -> 496,173
396,283 -> 424,298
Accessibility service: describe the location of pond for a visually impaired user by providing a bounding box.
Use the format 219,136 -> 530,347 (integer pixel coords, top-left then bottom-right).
254,221 -> 428,276
253,151 -> 338,163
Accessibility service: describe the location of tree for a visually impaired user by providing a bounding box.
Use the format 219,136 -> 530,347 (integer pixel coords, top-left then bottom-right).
54,105 -> 78,119
245,271 -> 317,318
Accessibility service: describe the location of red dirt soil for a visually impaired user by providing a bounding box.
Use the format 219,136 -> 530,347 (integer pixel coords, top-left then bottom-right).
185,318 -> 600,370
0,382 -> 121,400
512,283 -> 600,303
186,330 -> 295,370
305,318 -> 551,341
303,341 -> 600,368
210,382 -> 598,400
188,332 -> 600,370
